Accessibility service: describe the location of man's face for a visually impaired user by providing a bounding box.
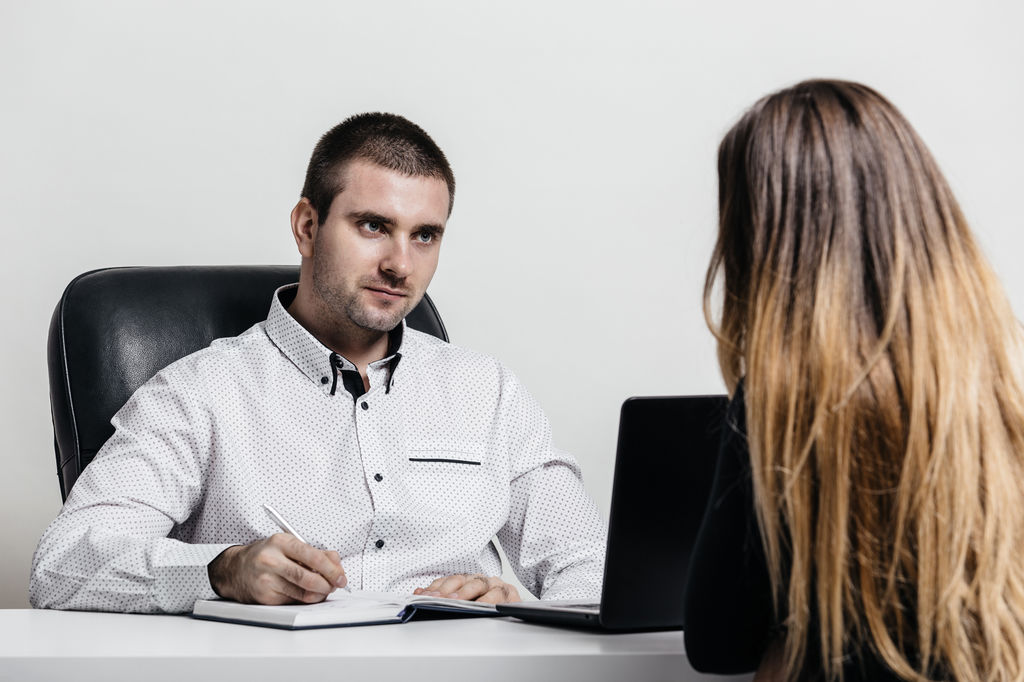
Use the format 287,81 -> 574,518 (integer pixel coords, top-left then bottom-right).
310,160 -> 449,334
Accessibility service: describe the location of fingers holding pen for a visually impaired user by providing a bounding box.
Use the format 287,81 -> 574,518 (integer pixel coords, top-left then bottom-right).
208,533 -> 346,605
280,536 -> 347,590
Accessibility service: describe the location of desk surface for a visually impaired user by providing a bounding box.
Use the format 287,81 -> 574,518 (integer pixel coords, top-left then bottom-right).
0,609 -> 752,682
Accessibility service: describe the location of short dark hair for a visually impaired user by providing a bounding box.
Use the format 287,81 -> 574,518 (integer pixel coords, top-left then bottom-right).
301,112 -> 455,222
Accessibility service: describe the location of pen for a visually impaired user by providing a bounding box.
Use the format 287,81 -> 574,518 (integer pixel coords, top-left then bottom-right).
263,504 -> 309,544
263,504 -> 350,592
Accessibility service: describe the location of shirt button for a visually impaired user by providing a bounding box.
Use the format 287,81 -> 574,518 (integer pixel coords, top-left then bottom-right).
361,401 -> 369,410
375,539 -> 385,549
320,376 -> 329,384
374,473 -> 383,482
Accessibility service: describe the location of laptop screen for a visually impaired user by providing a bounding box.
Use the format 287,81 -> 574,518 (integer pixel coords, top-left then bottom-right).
598,395 -> 728,630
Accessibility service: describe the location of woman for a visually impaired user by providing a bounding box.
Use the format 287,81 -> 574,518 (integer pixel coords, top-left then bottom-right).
684,80 -> 1024,681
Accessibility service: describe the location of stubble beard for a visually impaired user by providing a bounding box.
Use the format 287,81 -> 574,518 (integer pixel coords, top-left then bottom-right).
312,255 -> 414,334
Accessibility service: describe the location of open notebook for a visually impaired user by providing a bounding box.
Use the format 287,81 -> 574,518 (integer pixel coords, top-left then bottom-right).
192,588 -> 497,629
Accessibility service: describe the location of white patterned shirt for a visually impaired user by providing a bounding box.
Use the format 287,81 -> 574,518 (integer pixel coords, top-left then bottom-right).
30,286 -> 607,613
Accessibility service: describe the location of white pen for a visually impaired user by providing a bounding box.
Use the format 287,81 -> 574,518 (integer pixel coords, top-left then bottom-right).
262,504 -> 350,592
263,503 -> 309,544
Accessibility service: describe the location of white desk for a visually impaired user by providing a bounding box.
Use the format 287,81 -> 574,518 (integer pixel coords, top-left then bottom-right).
0,609 -> 752,682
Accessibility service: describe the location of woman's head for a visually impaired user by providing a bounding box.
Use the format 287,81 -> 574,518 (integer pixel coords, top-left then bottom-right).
709,80 -> 986,394
705,80 -> 1024,680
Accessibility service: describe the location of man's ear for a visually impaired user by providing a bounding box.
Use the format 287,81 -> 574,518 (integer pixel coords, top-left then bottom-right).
290,198 -> 319,258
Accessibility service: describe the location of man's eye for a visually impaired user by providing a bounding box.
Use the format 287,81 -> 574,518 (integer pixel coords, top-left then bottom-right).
363,221 -> 382,233
415,231 -> 435,244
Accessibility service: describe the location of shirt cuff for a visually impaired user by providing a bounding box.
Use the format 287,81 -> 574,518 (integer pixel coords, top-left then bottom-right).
151,542 -> 236,612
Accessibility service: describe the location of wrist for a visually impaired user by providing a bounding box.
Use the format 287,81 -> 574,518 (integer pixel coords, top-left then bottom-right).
207,545 -> 243,600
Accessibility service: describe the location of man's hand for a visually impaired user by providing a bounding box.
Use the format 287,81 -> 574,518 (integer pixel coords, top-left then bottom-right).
207,534 -> 347,605
413,574 -> 521,604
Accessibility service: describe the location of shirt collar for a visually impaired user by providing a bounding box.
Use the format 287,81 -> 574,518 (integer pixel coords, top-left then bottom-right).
264,284 -> 405,393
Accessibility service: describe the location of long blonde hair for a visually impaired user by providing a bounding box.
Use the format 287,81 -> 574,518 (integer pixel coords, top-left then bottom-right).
704,79 -> 1024,680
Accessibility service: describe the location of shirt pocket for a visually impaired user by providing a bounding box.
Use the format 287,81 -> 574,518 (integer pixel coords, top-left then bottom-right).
398,444 -> 505,523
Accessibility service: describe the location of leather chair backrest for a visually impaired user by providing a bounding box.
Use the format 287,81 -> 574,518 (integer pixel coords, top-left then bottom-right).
47,265 -> 448,501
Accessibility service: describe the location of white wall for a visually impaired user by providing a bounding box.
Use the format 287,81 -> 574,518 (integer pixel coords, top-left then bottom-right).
2,0 -> 1021,608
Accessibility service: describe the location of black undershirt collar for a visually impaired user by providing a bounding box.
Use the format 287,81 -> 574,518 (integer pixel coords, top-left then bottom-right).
328,324 -> 404,400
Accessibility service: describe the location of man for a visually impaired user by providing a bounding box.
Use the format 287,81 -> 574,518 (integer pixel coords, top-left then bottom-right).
29,113 -> 607,612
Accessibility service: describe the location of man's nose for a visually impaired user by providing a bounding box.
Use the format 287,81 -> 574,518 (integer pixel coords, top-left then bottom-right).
380,239 -> 412,279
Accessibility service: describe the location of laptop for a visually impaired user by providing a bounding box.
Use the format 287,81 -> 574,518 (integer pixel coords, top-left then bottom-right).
496,394 -> 729,631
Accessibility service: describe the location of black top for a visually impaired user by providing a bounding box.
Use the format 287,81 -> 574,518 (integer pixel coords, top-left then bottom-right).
682,385 -> 905,681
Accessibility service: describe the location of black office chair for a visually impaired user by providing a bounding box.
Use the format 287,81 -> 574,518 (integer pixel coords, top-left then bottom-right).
47,265 -> 448,502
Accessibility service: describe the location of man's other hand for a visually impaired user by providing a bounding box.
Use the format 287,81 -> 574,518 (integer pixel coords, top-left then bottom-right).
413,574 -> 521,604
207,534 -> 347,604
